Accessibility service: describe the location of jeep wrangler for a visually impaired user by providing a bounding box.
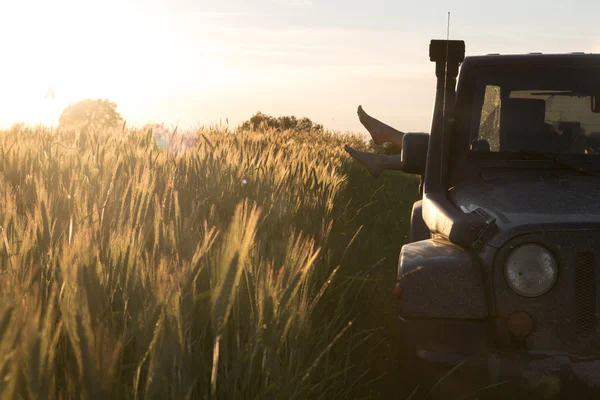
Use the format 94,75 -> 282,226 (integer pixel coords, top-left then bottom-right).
395,40 -> 600,398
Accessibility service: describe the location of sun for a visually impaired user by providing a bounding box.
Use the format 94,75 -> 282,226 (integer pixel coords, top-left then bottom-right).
0,0 -> 223,128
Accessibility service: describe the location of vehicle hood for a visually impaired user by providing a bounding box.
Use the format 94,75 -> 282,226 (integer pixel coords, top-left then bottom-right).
448,173 -> 600,246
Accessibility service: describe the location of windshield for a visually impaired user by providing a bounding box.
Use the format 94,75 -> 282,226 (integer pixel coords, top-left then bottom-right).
467,64 -> 600,156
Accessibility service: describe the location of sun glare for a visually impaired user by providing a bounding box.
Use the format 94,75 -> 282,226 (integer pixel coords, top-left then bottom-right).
0,0 -> 229,128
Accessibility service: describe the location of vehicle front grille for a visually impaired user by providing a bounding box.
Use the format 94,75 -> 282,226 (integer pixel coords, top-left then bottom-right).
574,252 -> 597,335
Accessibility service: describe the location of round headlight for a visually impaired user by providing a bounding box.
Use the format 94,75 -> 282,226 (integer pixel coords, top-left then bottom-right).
504,244 -> 558,297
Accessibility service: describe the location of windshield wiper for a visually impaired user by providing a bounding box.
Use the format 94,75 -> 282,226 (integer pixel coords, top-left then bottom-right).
504,151 -> 598,176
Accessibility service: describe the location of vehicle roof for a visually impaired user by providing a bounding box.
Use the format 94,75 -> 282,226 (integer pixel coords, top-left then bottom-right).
462,53 -> 600,67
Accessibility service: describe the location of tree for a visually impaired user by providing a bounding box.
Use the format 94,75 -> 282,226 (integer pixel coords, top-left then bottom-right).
239,111 -> 323,133
58,98 -> 123,131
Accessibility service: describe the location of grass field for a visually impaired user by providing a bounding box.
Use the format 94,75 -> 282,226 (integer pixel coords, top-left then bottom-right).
0,123 -> 421,399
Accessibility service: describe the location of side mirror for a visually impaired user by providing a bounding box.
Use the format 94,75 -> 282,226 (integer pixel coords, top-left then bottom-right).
401,132 -> 429,175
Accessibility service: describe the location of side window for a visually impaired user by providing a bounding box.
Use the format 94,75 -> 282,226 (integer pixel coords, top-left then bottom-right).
476,85 -> 501,151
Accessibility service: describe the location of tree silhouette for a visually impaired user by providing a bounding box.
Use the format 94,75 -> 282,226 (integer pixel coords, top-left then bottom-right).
59,98 -> 123,131
239,111 -> 323,133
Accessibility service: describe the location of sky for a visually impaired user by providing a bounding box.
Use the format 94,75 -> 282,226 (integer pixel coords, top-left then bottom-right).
1,0 -> 600,135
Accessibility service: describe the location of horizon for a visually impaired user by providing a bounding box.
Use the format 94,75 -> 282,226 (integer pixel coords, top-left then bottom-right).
3,0 -> 600,134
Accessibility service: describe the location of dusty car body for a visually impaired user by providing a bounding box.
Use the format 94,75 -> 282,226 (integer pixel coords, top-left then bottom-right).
395,40 -> 600,398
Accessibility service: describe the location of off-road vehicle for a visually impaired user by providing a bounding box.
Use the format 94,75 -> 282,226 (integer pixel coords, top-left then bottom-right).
395,39 -> 600,398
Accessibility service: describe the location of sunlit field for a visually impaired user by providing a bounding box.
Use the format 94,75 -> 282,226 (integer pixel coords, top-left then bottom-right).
0,123 -> 420,399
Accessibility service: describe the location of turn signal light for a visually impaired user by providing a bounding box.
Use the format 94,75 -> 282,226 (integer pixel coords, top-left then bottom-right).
507,311 -> 534,338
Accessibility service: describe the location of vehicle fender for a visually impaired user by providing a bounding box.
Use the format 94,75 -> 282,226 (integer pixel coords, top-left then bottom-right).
421,192 -> 487,248
397,239 -> 487,319
410,200 -> 430,242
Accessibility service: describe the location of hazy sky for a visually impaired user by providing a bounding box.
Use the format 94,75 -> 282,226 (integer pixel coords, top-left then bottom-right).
1,0 -> 600,134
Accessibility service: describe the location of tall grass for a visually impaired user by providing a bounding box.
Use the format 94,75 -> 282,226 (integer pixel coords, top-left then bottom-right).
0,123 -> 420,399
